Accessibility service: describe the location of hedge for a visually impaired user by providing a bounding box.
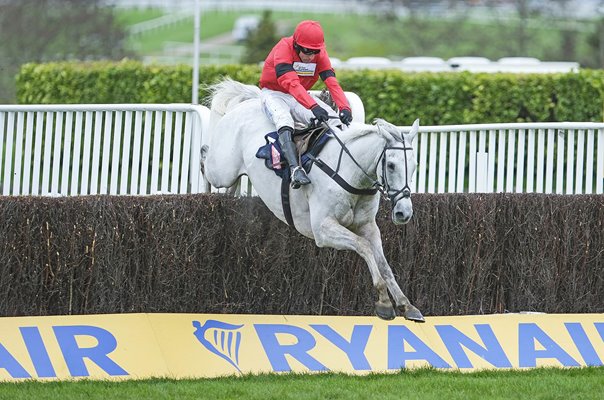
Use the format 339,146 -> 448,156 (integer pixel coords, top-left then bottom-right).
0,193 -> 602,317
16,60 -> 604,125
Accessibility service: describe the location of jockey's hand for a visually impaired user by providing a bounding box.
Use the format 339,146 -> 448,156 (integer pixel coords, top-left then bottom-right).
311,105 -> 330,123
339,109 -> 353,126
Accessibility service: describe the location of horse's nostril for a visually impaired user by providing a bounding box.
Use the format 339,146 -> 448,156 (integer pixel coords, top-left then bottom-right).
394,210 -> 412,223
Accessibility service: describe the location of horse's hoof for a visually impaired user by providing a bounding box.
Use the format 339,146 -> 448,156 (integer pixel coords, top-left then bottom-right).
403,305 -> 425,323
375,301 -> 396,321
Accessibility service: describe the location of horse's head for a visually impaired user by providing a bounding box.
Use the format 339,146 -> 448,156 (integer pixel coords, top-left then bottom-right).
375,118 -> 419,225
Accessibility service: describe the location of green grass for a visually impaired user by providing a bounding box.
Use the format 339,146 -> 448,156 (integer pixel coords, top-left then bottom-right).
114,8 -> 164,26
120,10 -> 242,54
114,9 -> 600,66
0,367 -> 603,400
117,10 -> 418,58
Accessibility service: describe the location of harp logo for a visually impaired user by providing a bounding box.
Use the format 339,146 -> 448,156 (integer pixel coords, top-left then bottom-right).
193,320 -> 244,372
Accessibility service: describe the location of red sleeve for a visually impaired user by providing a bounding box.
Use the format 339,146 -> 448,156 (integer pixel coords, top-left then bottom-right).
277,72 -> 317,109
324,76 -> 350,111
316,52 -> 350,111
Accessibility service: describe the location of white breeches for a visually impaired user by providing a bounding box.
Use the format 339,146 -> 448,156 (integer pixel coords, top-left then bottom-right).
260,88 -> 338,131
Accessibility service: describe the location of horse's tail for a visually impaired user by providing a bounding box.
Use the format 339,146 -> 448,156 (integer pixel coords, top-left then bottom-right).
205,78 -> 261,117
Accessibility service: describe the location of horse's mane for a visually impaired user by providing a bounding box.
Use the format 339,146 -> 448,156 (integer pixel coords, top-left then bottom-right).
204,78 -> 261,117
338,118 -> 401,144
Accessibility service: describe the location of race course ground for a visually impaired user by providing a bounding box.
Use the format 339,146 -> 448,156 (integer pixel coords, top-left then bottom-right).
1,367 -> 602,400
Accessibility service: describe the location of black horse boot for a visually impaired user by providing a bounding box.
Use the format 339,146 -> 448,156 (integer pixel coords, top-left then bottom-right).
278,126 -> 311,189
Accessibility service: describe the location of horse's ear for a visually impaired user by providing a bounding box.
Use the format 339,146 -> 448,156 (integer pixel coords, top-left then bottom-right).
374,118 -> 398,140
402,118 -> 419,142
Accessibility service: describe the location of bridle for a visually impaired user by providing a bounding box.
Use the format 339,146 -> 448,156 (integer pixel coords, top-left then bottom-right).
377,141 -> 414,205
310,120 -> 414,206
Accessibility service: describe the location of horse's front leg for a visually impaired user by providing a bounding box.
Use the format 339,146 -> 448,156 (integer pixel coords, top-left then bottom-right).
358,222 -> 425,322
313,216 -> 395,321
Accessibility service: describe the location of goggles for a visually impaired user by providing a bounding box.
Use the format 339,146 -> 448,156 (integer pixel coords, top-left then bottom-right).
295,44 -> 321,55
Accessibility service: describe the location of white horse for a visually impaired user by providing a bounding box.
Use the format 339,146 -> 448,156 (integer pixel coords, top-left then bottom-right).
201,79 -> 424,322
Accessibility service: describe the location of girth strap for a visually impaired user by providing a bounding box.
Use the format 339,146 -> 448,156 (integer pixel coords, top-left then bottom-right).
281,177 -> 295,228
311,157 -> 378,196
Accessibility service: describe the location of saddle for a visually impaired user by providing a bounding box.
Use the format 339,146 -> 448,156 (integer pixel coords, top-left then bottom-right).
255,123 -> 332,179
256,88 -> 337,177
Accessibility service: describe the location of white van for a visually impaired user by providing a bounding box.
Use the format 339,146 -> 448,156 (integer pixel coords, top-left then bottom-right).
232,15 -> 260,43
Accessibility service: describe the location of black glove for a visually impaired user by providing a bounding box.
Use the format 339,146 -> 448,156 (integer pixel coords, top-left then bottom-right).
311,105 -> 330,123
339,109 -> 353,125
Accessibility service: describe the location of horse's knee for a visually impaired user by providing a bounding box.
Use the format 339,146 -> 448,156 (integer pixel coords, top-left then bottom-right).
312,220 -> 336,248
313,222 -> 371,253
313,231 -> 331,248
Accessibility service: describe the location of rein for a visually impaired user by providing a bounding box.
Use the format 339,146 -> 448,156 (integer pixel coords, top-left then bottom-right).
308,123 -> 378,196
311,120 -> 413,205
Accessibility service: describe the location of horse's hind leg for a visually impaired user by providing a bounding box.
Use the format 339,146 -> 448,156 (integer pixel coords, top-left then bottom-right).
314,217 -> 395,321
201,144 -> 244,191
358,223 -> 425,323
200,145 -> 212,192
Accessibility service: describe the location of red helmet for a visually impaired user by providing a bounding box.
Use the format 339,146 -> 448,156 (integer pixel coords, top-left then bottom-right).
293,20 -> 325,50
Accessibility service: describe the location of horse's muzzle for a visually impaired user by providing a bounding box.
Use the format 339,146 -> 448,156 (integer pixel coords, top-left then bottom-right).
392,197 -> 413,225
393,211 -> 412,225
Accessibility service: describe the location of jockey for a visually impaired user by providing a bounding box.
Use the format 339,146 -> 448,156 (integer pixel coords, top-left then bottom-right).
259,20 -> 353,189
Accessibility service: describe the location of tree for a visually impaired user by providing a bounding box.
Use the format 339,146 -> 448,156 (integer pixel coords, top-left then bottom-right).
587,18 -> 604,68
241,10 -> 278,65
0,0 -> 132,103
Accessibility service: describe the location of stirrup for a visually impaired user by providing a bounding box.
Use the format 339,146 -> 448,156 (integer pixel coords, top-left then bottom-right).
290,166 -> 310,189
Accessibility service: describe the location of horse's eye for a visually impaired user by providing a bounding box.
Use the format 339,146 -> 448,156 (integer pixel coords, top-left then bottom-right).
387,162 -> 395,171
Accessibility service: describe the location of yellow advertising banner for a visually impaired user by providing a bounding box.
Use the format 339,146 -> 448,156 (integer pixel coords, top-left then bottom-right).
0,313 -> 602,381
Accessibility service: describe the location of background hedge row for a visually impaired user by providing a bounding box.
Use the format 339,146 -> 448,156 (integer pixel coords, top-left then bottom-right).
0,193 -> 602,318
16,60 -> 604,125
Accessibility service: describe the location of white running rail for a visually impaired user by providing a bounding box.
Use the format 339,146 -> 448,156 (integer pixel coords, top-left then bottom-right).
0,104 -> 210,196
234,122 -> 604,196
407,122 -> 604,194
1,104 -> 602,196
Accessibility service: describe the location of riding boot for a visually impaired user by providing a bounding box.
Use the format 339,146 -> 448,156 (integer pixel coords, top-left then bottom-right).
278,126 -> 311,189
